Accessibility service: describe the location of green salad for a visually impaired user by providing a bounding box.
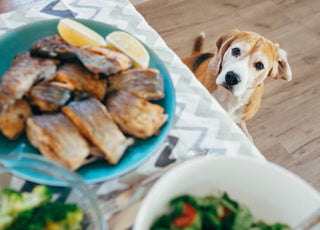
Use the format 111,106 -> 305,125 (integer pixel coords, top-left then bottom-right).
0,185 -> 83,230
151,193 -> 291,230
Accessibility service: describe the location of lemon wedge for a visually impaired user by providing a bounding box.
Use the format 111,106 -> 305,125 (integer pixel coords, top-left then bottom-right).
106,31 -> 150,69
57,18 -> 106,47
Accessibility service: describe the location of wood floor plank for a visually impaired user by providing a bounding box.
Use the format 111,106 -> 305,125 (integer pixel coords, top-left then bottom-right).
262,143 -> 295,168
287,143 -> 320,191
272,0 -> 320,25
279,108 -> 320,156
264,24 -> 320,63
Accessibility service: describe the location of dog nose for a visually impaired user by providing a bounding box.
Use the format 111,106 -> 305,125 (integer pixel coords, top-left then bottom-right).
225,71 -> 241,86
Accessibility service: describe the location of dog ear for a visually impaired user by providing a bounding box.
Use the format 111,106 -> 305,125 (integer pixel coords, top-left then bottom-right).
269,47 -> 292,81
209,30 -> 240,76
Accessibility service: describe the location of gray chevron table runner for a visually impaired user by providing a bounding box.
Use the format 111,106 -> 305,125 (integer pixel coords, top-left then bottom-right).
0,0 -> 264,229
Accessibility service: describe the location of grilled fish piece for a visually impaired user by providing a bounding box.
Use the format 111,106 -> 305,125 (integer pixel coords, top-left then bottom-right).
107,68 -> 165,101
30,35 -> 132,76
26,114 -> 90,170
87,47 -> 132,73
89,146 -> 106,158
62,98 -> 134,164
0,99 -> 32,140
105,91 -> 168,139
55,63 -> 107,100
28,81 -> 72,112
72,91 -> 94,102
0,52 -> 58,113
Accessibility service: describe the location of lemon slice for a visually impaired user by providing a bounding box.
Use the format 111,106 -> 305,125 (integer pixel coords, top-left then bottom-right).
106,31 -> 150,68
57,18 -> 106,47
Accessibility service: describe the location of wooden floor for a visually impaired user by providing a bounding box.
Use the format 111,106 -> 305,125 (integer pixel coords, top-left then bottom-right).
132,0 -> 320,191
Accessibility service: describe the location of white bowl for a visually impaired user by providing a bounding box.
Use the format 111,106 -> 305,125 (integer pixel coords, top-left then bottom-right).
134,156 -> 320,230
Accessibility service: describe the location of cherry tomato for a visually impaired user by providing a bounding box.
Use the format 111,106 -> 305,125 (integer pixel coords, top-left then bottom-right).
173,203 -> 197,228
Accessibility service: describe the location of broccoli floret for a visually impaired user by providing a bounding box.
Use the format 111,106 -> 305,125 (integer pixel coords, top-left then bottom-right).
7,202 -> 83,230
0,189 -> 24,216
45,204 -> 83,230
64,206 -> 83,230
5,209 -> 38,230
43,202 -> 83,230
0,213 -> 13,230
19,185 -> 52,215
31,185 -> 52,201
0,186 -> 52,218
1,186 -> 82,230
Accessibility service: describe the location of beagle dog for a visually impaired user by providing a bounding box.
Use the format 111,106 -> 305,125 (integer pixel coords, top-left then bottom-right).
183,30 -> 292,141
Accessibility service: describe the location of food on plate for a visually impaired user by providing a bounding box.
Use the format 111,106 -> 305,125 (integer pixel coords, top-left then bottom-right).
106,31 -> 150,68
87,46 -> 134,72
28,81 -> 72,112
107,68 -> 165,101
0,185 -> 83,230
72,91 -> 94,102
0,19 -> 168,169
26,114 -> 90,170
105,91 -> 168,139
58,18 -> 107,47
62,98 -> 134,164
0,52 -> 58,113
0,99 -> 32,140
151,193 -> 291,230
30,35 -> 132,76
55,63 -> 107,100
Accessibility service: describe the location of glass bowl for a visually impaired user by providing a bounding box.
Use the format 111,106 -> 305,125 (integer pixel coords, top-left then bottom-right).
0,153 -> 107,230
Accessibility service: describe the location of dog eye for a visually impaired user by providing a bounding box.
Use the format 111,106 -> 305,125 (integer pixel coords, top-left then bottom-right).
232,48 -> 241,57
255,62 -> 264,70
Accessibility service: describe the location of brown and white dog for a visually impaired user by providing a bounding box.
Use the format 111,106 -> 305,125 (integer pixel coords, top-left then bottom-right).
183,30 -> 292,141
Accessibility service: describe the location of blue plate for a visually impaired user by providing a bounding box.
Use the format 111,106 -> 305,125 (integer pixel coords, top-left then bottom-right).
0,19 -> 175,185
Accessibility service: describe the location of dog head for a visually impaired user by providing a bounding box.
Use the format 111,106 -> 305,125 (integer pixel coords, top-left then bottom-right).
209,30 -> 292,96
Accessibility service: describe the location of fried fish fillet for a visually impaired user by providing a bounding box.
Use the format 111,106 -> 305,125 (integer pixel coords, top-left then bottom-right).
107,68 -> 165,101
55,63 -> 107,100
0,52 -> 58,113
105,91 -> 168,139
28,81 -> 72,112
62,98 -> 134,164
87,47 -> 133,74
30,35 -> 132,76
26,114 -> 90,170
0,99 -> 32,140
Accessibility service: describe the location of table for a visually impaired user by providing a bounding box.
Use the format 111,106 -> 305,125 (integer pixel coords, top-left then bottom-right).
0,0 -> 264,229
